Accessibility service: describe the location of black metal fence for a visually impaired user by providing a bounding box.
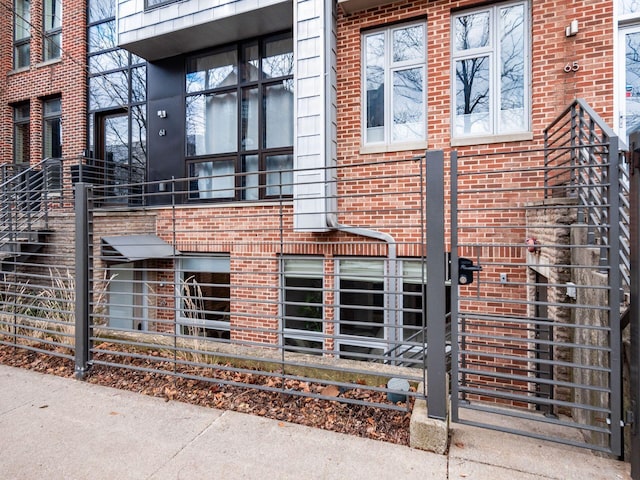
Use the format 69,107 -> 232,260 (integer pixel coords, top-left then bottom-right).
0,153 -> 455,414
451,121 -> 626,455
0,138 -> 630,455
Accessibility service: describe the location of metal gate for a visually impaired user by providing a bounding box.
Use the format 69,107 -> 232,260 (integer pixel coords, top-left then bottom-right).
450,100 -> 626,456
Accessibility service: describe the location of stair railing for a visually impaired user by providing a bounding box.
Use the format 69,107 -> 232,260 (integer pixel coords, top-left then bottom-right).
0,158 -> 61,250
544,99 -> 630,293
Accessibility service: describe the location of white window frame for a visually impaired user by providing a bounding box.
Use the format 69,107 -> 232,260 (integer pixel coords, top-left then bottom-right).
281,257 -> 325,352
361,21 -> 427,154
451,1 -> 532,146
335,258 -> 388,360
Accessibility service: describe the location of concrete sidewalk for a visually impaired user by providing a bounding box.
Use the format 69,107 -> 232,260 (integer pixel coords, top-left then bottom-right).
0,364 -> 631,480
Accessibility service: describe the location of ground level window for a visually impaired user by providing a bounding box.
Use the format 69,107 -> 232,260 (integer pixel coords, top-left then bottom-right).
337,259 -> 385,361
282,258 -> 324,353
178,255 -> 230,340
107,263 -> 147,331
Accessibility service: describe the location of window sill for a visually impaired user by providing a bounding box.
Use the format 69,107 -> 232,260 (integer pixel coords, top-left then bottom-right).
8,66 -> 30,75
450,131 -> 533,147
35,58 -> 62,69
360,140 -> 428,155
180,199 -> 293,209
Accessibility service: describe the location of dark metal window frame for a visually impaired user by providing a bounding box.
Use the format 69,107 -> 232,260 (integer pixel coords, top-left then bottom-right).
13,102 -> 30,164
42,96 -> 62,159
185,31 -> 294,203
43,0 -> 62,61
145,0 -> 179,10
86,0 -> 148,193
13,0 -> 30,69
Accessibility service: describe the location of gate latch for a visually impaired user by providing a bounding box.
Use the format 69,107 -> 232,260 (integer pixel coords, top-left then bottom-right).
458,258 -> 482,285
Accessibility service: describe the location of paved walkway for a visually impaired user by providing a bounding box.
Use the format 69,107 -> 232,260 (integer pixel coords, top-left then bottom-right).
0,364 -> 631,479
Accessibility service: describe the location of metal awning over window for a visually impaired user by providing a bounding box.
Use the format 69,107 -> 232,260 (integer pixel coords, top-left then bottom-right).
101,235 -> 179,262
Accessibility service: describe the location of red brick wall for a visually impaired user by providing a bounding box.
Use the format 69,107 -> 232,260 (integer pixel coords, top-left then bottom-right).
337,0 -> 614,158
0,0 -> 87,167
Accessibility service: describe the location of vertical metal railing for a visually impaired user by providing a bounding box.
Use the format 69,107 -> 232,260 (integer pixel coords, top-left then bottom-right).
544,99 -> 630,293
628,138 -> 640,479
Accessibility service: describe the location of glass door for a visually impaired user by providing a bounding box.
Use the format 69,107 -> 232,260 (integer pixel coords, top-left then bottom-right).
95,110 -> 129,201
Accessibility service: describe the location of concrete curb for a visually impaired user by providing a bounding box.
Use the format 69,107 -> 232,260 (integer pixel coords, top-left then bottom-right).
409,382 -> 449,454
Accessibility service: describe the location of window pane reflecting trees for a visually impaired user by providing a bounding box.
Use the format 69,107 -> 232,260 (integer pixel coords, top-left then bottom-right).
453,3 -> 528,137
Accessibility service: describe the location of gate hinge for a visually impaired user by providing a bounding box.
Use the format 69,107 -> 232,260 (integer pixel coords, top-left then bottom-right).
625,409 -> 635,429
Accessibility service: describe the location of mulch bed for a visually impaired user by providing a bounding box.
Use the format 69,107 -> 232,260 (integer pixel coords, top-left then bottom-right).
0,340 -> 412,446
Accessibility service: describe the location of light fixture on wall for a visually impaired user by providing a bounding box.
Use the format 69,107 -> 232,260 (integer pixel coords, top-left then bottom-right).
565,20 -> 578,37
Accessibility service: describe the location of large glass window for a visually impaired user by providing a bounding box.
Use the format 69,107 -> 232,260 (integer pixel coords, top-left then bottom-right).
14,0 -> 30,68
362,22 -> 426,147
178,256 -> 231,340
186,33 -> 294,201
282,258 -> 324,353
452,1 -> 530,138
13,103 -> 30,164
43,97 -> 61,159
43,0 -> 61,61
87,0 -> 147,195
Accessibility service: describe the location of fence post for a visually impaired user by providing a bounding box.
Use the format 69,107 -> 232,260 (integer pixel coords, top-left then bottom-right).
426,150 -> 447,420
74,182 -> 92,379
629,140 -> 640,478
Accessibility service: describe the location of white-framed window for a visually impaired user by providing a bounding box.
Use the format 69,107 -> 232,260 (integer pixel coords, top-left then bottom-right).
619,0 -> 640,17
362,21 -> 426,150
282,258 -> 324,354
177,255 -> 231,340
334,257 -> 451,366
452,1 -> 530,139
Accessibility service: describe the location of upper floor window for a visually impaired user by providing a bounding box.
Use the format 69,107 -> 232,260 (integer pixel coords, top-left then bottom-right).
452,1 -> 530,139
14,0 -> 30,68
13,103 -> 30,164
185,32 -> 293,201
43,0 -> 62,61
146,0 -> 178,8
43,97 -> 62,159
362,22 -> 426,149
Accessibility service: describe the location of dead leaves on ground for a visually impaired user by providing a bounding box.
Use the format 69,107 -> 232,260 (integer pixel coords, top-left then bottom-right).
0,341 -> 411,446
